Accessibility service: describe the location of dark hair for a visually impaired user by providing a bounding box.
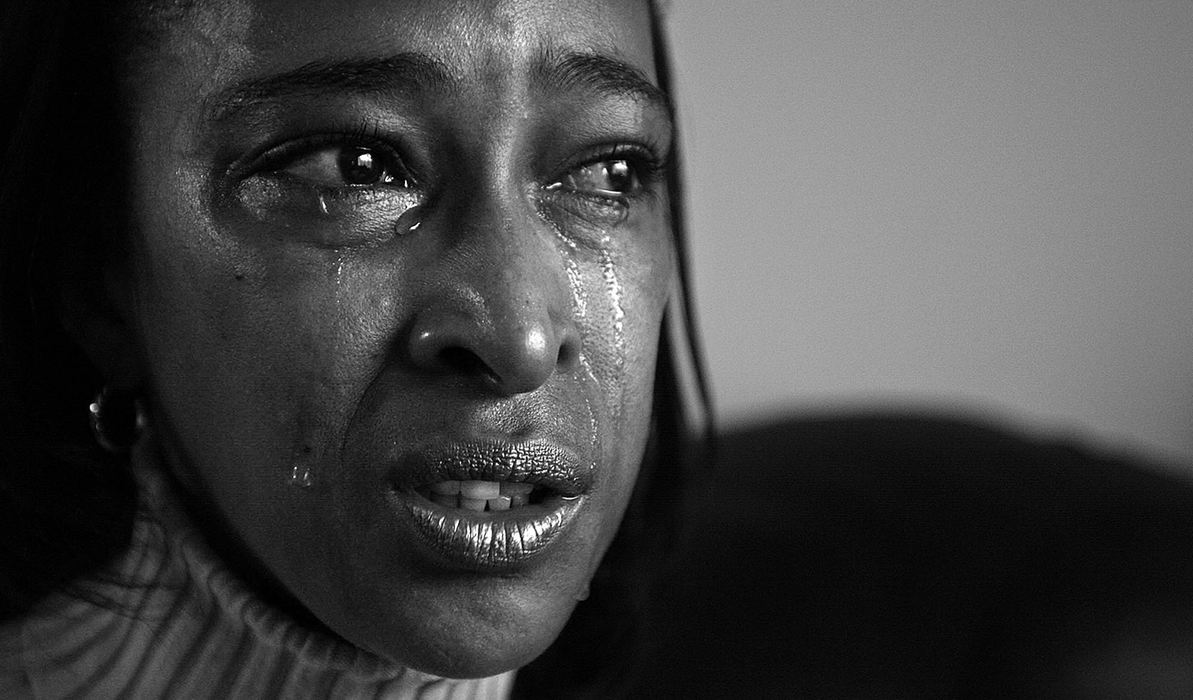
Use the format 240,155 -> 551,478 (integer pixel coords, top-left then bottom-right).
0,0 -> 140,616
0,1 -> 712,696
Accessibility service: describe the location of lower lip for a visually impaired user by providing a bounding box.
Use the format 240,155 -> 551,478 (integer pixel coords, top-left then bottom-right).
393,490 -> 585,570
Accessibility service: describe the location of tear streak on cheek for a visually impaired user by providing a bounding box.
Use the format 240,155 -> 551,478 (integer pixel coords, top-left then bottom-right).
287,253 -> 358,489
555,235 -> 602,480
597,237 -> 628,425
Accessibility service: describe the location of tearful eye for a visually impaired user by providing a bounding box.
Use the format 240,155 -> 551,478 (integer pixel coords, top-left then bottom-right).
550,159 -> 641,198
231,137 -> 424,247
280,144 -> 413,189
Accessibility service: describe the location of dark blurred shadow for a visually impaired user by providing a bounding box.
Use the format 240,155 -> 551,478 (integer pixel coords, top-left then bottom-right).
629,410 -> 1193,699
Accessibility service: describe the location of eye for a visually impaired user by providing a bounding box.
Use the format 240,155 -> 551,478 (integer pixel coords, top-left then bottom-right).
231,138 -> 424,247
548,159 -> 643,199
279,144 -> 414,189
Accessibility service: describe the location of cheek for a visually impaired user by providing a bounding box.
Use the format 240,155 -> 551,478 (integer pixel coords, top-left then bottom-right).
571,226 -> 675,501
572,230 -> 674,425
135,230 -> 404,496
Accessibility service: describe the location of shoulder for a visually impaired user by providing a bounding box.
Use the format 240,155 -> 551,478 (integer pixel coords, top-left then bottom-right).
629,412 -> 1193,697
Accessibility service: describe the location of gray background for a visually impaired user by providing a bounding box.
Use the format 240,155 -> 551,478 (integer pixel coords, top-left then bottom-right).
668,1 -> 1193,469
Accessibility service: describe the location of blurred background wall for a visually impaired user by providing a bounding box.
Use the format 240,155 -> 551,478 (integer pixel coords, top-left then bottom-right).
667,1 -> 1193,469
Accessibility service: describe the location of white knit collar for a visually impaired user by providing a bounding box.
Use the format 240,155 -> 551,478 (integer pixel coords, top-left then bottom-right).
126,461 -> 515,695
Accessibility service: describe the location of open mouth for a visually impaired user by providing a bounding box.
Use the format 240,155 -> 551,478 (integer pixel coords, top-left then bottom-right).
415,479 -> 551,512
391,440 -> 591,569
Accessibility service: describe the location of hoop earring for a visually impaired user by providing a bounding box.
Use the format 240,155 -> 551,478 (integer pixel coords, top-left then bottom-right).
89,387 -> 145,453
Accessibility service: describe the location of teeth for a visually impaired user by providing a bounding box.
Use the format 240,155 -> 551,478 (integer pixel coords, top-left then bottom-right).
500,482 -> 534,497
460,480 -> 500,499
422,480 -> 541,511
460,497 -> 487,512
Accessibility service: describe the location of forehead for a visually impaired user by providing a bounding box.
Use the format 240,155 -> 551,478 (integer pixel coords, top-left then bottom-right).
142,0 -> 657,89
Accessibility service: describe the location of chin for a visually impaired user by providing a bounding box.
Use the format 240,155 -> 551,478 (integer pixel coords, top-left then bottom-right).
397,606 -> 575,678
398,615 -> 571,680
326,563 -> 587,679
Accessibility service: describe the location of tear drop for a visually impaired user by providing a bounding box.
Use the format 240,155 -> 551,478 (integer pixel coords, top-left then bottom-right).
288,444 -> 315,488
289,462 -> 313,488
394,205 -> 423,236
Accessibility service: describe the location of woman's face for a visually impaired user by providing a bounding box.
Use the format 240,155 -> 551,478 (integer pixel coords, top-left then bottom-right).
111,0 -> 673,677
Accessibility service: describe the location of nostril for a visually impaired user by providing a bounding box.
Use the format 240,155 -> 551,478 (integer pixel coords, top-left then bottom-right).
556,340 -> 578,370
554,321 -> 581,373
437,347 -> 499,384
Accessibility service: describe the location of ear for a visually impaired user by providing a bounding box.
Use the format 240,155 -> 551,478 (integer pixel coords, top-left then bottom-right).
58,262 -> 143,392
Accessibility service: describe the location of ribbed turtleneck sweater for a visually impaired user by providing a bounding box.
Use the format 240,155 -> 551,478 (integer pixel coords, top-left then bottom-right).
0,466 -> 514,699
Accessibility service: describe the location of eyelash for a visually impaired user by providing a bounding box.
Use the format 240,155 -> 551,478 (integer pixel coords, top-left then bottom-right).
248,128 -> 415,191
237,129 -> 667,216
547,143 -> 667,203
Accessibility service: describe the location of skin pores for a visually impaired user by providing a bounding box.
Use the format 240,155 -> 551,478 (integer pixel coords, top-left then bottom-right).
103,0 -> 675,678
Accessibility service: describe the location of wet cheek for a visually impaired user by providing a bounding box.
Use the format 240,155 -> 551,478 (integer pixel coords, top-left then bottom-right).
573,239 -> 673,411
262,253 -> 408,480
143,237 -> 406,491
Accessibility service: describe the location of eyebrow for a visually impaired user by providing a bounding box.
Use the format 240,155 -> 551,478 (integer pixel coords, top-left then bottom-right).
202,48 -> 670,124
534,49 -> 672,116
203,53 -> 455,123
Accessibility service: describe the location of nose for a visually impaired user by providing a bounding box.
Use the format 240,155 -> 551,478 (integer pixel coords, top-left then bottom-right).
408,304 -> 579,395
406,207 -> 581,396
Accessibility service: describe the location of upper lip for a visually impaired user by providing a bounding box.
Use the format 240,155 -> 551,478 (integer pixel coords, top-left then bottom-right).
392,439 -> 593,497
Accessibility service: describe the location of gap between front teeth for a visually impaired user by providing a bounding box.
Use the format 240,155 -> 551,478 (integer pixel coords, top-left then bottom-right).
428,480 -> 535,511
